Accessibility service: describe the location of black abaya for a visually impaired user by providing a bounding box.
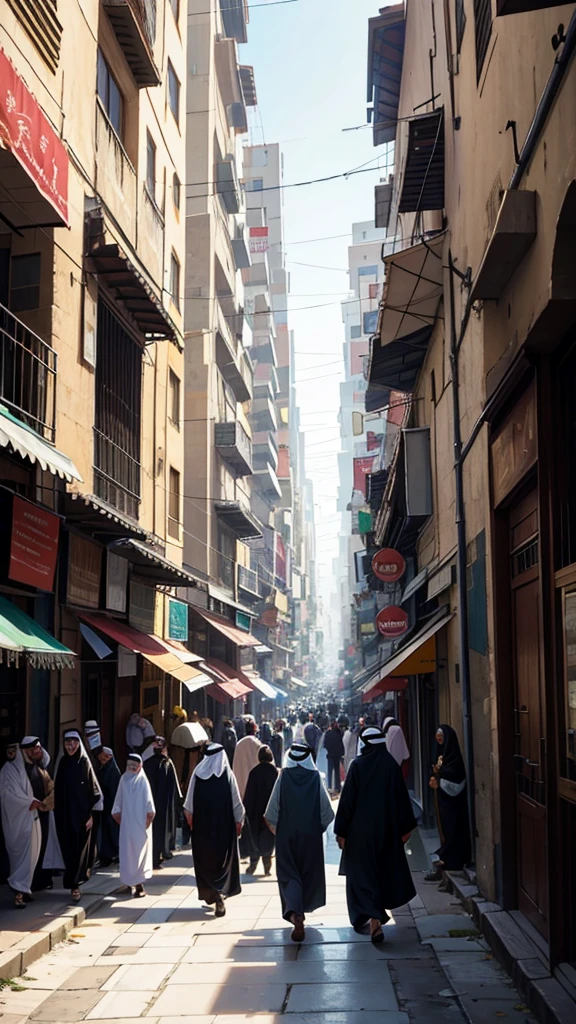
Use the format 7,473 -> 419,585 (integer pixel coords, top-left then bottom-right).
96,757 -> 121,866
275,767 -> 325,921
191,772 -> 240,903
145,753 -> 181,867
242,761 -> 278,861
55,750 -> 101,890
334,744 -> 417,930
270,733 -> 284,768
434,725 -> 471,869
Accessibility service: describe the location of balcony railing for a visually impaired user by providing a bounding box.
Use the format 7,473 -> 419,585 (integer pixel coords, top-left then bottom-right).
238,564 -> 259,596
93,429 -> 141,521
0,302 -> 56,442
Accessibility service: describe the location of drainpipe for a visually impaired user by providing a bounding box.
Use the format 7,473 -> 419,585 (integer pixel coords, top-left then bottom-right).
509,10 -> 576,190
448,249 -> 477,862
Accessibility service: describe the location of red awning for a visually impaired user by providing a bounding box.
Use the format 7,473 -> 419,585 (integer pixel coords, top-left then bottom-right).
203,657 -> 254,689
194,607 -> 260,647
207,680 -> 251,703
79,612 -> 203,685
362,676 -> 409,702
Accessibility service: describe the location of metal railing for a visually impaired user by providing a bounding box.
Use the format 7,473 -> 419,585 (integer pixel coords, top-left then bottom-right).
0,302 -> 57,442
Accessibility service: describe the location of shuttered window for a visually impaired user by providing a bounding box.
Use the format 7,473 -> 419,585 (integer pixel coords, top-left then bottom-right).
474,0 -> 492,81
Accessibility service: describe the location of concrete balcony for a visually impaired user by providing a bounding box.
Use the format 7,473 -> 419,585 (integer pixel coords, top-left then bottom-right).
95,103 -> 137,247
250,395 -> 277,433
102,0 -> 160,87
214,420 -> 253,477
217,156 -> 242,214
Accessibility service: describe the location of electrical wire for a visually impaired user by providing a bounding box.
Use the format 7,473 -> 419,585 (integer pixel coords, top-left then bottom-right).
188,0 -> 299,16
185,162 -> 383,198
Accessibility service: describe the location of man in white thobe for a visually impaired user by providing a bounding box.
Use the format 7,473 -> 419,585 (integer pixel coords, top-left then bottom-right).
0,744 -> 42,906
112,754 -> 155,897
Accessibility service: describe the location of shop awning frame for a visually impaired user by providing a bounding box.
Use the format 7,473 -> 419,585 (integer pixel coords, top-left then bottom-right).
0,405 -> 82,483
367,4 -> 406,146
64,492 -> 149,542
78,612 -> 205,686
360,606 -> 453,693
193,606 -> 260,647
87,243 -> 179,343
111,539 -> 205,589
244,670 -> 277,699
0,594 -> 75,670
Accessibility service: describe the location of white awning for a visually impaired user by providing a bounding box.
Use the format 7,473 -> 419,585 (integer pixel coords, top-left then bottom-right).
244,670 -> 278,700
0,405 -> 82,482
290,676 -> 308,689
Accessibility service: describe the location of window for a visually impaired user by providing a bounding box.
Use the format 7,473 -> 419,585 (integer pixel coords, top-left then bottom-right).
168,467 -> 180,539
94,301 -> 142,519
146,131 -> 156,199
97,49 -> 123,137
168,369 -> 180,428
170,252 -> 180,310
167,61 -> 180,124
350,325 -> 362,340
10,254 -> 41,312
172,172 -> 181,210
473,0 -> 492,81
169,0 -> 179,21
249,178 -> 264,192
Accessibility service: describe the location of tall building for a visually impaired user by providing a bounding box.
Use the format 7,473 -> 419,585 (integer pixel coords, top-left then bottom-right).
359,0 -> 576,982
0,0 -> 193,756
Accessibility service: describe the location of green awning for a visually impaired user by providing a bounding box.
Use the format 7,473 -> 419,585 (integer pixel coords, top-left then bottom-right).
0,595 -> 75,670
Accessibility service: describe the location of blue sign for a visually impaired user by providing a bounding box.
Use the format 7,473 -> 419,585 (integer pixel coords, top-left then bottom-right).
363,309 -> 379,335
168,599 -> 188,641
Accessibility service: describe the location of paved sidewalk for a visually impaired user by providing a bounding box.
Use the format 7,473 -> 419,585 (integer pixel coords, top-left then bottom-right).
0,823 -> 538,1024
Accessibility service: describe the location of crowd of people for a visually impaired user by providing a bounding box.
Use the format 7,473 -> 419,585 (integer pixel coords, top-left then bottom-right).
0,701 -> 471,944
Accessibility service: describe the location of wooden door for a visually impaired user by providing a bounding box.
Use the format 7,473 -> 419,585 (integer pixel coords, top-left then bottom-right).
509,489 -> 548,935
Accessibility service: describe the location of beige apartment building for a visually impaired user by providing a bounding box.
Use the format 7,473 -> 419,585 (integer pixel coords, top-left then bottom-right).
360,0 -> 576,979
0,0 -> 196,759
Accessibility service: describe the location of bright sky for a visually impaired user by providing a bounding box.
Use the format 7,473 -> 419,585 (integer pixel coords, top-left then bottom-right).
241,0 -> 391,651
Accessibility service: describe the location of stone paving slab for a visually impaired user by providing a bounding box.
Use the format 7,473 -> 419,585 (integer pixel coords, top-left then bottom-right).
86,991 -> 157,1020
149,982 -> 288,1016
415,913 -> 479,941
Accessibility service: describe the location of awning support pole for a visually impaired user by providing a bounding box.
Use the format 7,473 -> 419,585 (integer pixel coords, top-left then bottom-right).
448,248 -> 477,865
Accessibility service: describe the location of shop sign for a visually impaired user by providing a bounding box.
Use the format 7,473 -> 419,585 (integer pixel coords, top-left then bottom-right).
66,534 -> 102,608
9,496 -> 60,591
168,599 -> 188,641
0,46 -> 69,225
427,563 -> 455,601
372,548 -> 406,583
249,226 -> 269,253
106,551 -> 128,613
491,382 -> 536,508
353,456 -> 376,492
375,606 -> 409,638
118,645 -> 137,678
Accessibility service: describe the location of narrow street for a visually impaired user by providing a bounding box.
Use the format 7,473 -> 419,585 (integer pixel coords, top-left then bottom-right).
0,785 -> 536,1024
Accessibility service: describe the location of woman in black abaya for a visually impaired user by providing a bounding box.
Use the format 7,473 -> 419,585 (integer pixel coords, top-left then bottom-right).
242,745 -> 278,875
55,730 -> 102,901
95,747 -> 121,867
334,726 -> 417,943
427,724 -> 471,879
184,743 -> 244,917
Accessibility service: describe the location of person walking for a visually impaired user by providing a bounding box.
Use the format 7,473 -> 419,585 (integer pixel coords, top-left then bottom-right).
112,754 -> 155,897
95,747 -> 121,867
304,714 -> 322,762
243,746 -> 279,876
270,721 -> 284,768
233,720 -> 262,799
426,724 -> 471,883
382,717 -> 410,767
323,720 -> 345,794
334,726 -> 417,944
264,743 -> 334,942
0,743 -> 48,907
184,742 -> 244,917
221,719 -> 237,767
144,736 -> 182,869
343,723 -> 357,776
54,730 -> 102,902
20,737 -> 61,892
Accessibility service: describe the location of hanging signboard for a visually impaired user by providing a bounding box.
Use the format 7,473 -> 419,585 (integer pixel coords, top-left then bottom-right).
353,456 -> 376,492
249,226 -> 269,253
372,548 -> 406,583
375,606 -> 409,638
9,496 -> 60,591
66,534 -> 102,608
168,599 -> 188,641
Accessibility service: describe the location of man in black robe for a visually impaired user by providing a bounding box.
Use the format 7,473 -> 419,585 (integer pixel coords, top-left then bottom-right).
144,736 -> 182,869
221,720 -> 237,767
243,746 -> 278,875
334,726 -> 417,943
184,743 -> 244,917
265,743 -> 334,942
95,747 -> 121,867
21,738 -> 55,892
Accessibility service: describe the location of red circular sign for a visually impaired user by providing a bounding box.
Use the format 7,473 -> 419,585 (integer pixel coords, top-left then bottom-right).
375,606 -> 409,638
371,548 -> 406,583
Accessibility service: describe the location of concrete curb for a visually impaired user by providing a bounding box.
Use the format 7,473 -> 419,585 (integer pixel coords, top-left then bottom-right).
0,889 -> 115,982
446,871 -> 575,1024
